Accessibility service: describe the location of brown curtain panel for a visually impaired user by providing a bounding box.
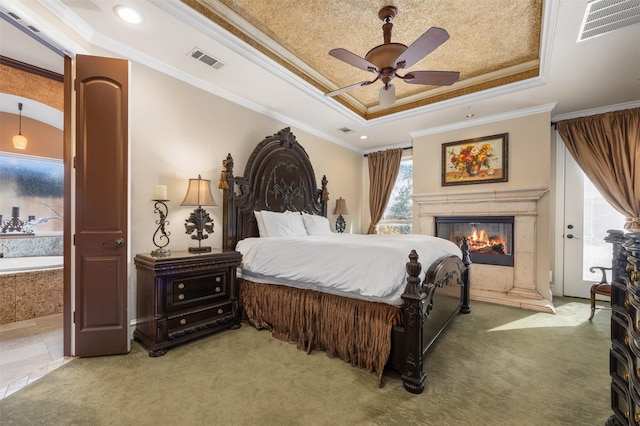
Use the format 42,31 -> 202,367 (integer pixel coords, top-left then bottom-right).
556,107 -> 640,230
367,148 -> 403,234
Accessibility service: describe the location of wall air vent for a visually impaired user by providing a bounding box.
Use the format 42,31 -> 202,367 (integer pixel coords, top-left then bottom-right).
189,48 -> 224,70
338,127 -> 354,134
578,0 -> 640,42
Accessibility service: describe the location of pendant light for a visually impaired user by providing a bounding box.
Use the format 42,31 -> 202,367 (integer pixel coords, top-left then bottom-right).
12,103 -> 27,150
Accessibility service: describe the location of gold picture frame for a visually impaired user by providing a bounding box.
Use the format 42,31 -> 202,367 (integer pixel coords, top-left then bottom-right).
441,133 -> 508,186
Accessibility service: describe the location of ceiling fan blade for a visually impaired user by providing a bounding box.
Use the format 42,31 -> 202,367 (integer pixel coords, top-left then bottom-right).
403,70 -> 460,86
325,80 -> 372,97
395,27 -> 450,70
379,84 -> 396,107
329,48 -> 378,73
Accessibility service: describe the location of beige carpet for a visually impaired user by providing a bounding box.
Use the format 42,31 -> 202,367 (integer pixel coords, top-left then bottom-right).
0,297 -> 611,425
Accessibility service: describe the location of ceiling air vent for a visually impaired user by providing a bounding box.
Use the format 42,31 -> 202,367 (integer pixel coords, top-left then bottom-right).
578,0 -> 640,42
189,48 -> 224,70
338,127 -> 354,134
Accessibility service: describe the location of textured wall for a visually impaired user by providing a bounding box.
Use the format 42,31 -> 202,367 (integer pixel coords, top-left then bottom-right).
0,64 -> 63,111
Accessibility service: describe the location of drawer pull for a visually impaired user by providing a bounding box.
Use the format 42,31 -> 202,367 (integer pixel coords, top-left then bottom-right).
216,277 -> 222,283
625,335 -> 630,345
215,287 -> 221,293
180,319 -> 187,325
178,283 -> 185,290
624,372 -> 629,381
217,308 -> 223,314
632,271 -> 639,282
178,294 -> 185,301
635,412 -> 640,423
625,299 -> 631,309
625,410 -> 629,419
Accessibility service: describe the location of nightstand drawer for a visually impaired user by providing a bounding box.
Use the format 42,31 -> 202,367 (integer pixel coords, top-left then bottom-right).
167,303 -> 233,339
168,273 -> 228,308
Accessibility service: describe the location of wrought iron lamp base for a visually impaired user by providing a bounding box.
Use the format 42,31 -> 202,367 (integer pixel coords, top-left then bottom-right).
335,214 -> 346,233
185,206 -> 214,253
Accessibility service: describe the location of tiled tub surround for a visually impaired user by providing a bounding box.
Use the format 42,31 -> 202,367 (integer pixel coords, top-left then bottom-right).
0,266 -> 63,325
414,187 -> 552,313
0,232 -> 64,325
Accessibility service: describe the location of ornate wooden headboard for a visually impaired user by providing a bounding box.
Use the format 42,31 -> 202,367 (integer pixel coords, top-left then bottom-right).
220,127 -> 329,250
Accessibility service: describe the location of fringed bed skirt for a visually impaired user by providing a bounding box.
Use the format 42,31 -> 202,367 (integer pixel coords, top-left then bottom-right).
239,280 -> 402,384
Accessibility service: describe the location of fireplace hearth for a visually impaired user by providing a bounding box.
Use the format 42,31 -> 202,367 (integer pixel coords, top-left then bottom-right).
436,216 -> 514,266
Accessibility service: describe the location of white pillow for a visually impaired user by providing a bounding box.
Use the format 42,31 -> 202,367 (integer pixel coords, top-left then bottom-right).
301,213 -> 333,235
260,210 -> 307,237
254,211 -> 268,237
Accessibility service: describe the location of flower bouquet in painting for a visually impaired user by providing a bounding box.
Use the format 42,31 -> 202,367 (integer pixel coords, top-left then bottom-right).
441,134 -> 508,186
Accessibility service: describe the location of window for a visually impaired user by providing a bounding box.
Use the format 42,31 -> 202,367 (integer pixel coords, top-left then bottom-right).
0,153 -> 63,234
378,158 -> 412,234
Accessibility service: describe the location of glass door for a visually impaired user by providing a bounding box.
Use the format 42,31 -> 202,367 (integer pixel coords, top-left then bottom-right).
563,149 -> 624,298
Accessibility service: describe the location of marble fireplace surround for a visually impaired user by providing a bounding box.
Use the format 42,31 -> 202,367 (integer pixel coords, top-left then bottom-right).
414,187 -> 553,313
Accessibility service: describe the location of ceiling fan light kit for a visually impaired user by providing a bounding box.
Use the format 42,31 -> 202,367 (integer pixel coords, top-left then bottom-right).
325,5 -> 460,107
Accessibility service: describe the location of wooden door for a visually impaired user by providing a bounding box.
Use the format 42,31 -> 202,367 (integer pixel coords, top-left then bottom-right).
74,54 -> 129,356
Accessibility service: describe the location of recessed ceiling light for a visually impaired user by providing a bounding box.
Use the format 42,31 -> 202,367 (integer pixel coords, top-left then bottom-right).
114,5 -> 144,24
360,135 -> 368,140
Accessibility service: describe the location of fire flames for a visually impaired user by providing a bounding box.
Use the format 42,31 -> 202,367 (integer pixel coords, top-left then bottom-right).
466,226 -> 507,255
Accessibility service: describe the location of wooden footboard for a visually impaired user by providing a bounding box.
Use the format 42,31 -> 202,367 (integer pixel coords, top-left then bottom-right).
390,238 -> 471,394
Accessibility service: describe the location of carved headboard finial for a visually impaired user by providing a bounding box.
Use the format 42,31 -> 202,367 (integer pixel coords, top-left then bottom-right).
321,175 -> 329,201
219,153 -> 234,190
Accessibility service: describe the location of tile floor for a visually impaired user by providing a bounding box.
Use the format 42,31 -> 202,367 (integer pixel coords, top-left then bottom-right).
0,314 -> 74,400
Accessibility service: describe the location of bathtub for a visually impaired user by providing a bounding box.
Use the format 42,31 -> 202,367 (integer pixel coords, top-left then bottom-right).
0,256 -> 64,274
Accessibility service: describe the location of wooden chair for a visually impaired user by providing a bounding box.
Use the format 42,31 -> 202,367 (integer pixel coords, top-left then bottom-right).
589,266 -> 612,320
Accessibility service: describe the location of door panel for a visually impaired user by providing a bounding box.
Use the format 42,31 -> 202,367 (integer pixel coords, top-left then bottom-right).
563,148 -> 624,298
74,54 -> 129,356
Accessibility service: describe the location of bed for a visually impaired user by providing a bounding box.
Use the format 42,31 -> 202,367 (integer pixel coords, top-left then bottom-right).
220,127 -> 470,393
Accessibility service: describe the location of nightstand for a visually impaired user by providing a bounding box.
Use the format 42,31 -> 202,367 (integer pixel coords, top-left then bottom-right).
133,249 -> 242,356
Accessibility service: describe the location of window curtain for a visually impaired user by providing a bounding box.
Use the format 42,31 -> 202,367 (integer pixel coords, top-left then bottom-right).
367,148 -> 402,234
556,107 -> 640,230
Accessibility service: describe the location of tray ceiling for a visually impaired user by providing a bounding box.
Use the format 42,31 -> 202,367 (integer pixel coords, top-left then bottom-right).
185,0 -> 543,119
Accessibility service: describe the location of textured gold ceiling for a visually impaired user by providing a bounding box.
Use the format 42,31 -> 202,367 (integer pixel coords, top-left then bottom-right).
183,0 -> 542,120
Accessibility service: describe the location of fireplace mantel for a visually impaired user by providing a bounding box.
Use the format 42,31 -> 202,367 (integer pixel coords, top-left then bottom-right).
413,187 -> 548,214
413,186 -> 552,313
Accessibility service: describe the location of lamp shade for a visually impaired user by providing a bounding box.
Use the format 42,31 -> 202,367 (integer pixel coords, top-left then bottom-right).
180,175 -> 217,207
13,102 -> 27,150
333,197 -> 349,215
12,134 -> 27,150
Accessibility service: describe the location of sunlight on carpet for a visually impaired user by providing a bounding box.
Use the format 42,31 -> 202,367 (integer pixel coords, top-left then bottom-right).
487,300 -> 609,331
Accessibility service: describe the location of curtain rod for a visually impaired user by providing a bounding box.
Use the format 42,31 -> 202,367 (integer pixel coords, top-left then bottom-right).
363,146 -> 412,157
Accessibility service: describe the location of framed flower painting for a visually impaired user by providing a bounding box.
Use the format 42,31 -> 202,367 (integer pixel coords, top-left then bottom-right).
441,133 -> 508,186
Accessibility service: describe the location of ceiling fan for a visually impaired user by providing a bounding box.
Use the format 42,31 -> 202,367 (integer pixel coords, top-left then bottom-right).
325,6 -> 460,107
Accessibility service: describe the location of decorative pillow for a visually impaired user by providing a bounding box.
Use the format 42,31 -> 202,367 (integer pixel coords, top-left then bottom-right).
301,213 -> 333,235
254,211 -> 268,237
260,210 -> 307,237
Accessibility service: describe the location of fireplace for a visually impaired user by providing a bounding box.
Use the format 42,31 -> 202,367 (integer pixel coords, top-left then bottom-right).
436,216 -> 514,266
414,187 -> 551,313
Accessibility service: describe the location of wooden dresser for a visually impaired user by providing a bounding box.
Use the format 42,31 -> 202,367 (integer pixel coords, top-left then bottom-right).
607,231 -> 640,425
134,249 -> 242,356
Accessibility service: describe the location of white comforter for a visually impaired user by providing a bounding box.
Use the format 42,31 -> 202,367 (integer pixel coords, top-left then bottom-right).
236,234 -> 461,306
